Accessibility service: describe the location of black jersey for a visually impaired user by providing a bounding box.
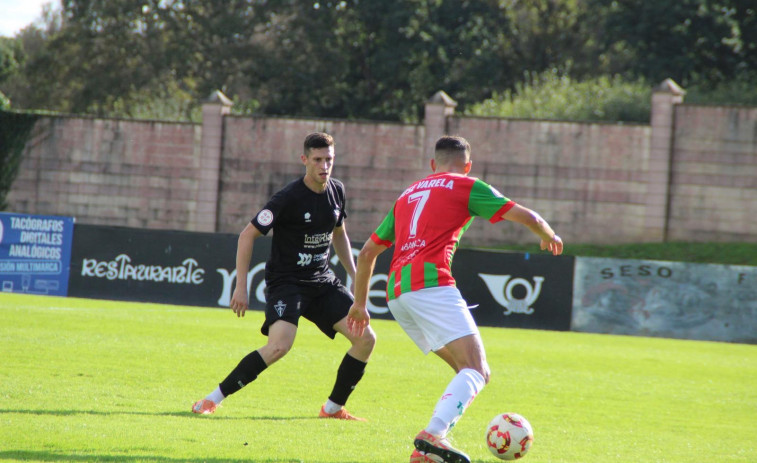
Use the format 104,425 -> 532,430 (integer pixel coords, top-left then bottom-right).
251,177 -> 347,287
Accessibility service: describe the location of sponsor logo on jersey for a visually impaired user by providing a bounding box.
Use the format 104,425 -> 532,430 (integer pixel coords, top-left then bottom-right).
479,274 -> 545,316
296,251 -> 329,266
257,209 -> 274,226
395,249 -> 420,267
401,239 -> 426,252
297,253 -> 312,266
303,232 -> 332,248
304,212 -> 312,223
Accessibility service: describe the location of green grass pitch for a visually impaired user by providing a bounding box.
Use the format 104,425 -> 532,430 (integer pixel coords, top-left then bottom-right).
1,293 -> 755,462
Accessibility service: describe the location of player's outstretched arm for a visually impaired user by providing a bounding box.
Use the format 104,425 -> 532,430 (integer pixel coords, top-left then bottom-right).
347,239 -> 388,337
539,234 -> 563,255
230,223 -> 263,317
502,204 -> 563,256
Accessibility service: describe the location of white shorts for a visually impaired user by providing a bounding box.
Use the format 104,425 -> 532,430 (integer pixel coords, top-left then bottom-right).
387,286 -> 479,354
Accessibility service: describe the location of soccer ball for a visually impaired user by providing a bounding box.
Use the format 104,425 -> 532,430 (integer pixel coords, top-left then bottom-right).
485,412 -> 534,460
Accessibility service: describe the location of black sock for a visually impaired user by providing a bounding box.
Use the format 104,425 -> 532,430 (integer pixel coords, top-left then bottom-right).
328,353 -> 367,406
219,350 -> 268,397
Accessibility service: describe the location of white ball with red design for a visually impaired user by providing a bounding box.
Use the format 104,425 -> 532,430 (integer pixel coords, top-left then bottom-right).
485,412 -> 534,460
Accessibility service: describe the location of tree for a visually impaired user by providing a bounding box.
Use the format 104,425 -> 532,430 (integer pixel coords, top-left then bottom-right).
248,0 -> 591,121
584,0 -> 756,86
3,0 -> 756,121
0,38 -> 24,86
0,1 -> 593,121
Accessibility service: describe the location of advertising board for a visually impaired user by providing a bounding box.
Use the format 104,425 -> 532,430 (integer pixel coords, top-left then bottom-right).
0,212 -> 74,296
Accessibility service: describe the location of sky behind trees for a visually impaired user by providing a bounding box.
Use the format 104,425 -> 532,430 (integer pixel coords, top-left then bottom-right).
0,0 -> 55,37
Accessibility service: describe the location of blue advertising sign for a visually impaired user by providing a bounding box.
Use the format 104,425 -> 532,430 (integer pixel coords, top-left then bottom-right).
0,212 -> 75,296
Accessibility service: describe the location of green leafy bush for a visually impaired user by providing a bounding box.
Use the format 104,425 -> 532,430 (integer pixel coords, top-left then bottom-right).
466,71 -> 651,123
684,73 -> 757,106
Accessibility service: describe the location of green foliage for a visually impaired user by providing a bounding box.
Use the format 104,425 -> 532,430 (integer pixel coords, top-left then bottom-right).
230,97 -> 262,117
0,11 -> 65,112
0,37 -> 24,83
466,71 -> 651,123
107,75 -> 203,122
684,72 -> 757,106
0,110 -> 39,210
41,1 -> 174,115
251,0 -> 591,122
0,1 -> 755,121
0,0 -> 597,122
1,294 -> 755,462
584,0 -> 757,86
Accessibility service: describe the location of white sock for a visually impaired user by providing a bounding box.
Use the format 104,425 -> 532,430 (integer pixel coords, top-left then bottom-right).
323,399 -> 342,414
425,368 -> 485,437
206,386 -> 225,405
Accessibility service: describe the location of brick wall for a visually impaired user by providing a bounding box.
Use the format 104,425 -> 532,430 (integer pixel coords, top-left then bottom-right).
668,105 -> 757,241
217,116 -> 427,241
7,116 -> 202,230
5,86 -> 757,246
448,117 -> 651,244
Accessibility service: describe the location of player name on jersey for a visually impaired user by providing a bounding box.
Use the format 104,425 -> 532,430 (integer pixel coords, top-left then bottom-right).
399,178 -> 455,199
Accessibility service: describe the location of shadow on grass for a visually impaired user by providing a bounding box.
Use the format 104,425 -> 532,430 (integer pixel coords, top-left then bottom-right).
0,408 -> 319,421
0,451 -> 330,462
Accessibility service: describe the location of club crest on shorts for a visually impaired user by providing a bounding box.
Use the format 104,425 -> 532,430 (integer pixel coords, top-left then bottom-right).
273,300 -> 286,317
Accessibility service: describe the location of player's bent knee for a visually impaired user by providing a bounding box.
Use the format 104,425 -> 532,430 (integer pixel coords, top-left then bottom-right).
364,326 -> 377,345
357,326 -> 377,351
266,342 -> 292,362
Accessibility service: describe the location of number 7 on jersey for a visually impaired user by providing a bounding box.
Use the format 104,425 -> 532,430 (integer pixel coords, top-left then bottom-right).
407,190 -> 430,238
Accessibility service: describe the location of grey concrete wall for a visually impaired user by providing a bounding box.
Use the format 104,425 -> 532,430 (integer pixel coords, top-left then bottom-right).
573,256 -> 756,343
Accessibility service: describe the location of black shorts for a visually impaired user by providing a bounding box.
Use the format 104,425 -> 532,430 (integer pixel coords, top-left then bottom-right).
261,281 -> 353,339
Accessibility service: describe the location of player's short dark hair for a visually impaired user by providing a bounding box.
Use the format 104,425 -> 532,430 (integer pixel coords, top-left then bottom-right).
304,132 -> 334,155
435,135 -> 471,164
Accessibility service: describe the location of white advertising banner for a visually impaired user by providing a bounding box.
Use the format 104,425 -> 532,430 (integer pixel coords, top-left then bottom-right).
573,257 -> 756,344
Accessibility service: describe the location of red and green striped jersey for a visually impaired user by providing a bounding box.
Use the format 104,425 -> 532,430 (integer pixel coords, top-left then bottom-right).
370,172 -> 515,300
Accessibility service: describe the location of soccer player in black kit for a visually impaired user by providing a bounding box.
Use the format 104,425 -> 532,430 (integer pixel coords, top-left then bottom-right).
192,132 -> 376,420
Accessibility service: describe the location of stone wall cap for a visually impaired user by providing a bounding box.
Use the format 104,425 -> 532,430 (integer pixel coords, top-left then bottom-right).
205,90 -> 233,106
427,90 -> 458,107
654,79 -> 686,95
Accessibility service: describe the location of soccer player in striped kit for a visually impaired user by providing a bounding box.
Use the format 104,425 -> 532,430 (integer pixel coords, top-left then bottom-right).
347,135 -> 563,463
